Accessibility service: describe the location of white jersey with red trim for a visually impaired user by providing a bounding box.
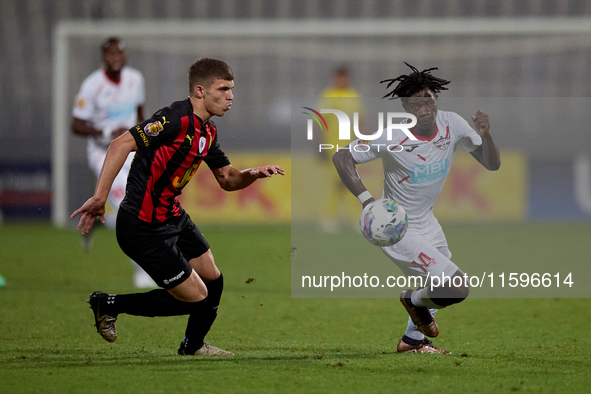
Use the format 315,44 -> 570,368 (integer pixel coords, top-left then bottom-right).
349,110 -> 482,232
72,66 -> 145,227
73,66 -> 145,148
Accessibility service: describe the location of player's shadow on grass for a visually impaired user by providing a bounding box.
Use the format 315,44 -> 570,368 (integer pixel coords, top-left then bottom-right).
4,347 -> 392,369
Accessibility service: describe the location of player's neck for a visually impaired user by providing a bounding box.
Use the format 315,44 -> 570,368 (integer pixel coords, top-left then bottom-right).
189,96 -> 212,122
413,125 -> 436,139
104,69 -> 121,84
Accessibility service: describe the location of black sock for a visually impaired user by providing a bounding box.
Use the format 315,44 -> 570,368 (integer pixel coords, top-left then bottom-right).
401,335 -> 426,345
105,289 -> 206,317
181,273 -> 224,351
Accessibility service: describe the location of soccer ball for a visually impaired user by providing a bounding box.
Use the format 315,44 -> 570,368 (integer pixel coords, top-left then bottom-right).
360,199 -> 408,246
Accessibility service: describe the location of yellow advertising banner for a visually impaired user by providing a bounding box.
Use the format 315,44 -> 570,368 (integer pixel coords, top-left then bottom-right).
434,150 -> 526,222
181,150 -> 525,224
179,152 -> 291,223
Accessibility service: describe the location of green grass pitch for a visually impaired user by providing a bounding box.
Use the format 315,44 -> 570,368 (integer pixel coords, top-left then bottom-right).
1,222 -> 590,393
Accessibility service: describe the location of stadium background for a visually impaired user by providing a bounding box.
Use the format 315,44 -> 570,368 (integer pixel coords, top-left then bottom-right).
0,0 -> 590,226
1,2 -> 591,393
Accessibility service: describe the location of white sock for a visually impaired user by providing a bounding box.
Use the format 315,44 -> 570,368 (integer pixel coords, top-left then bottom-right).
410,287 -> 429,307
411,288 -> 442,309
404,309 -> 438,341
104,213 -> 117,229
132,260 -> 156,288
404,316 -> 424,341
132,259 -> 143,274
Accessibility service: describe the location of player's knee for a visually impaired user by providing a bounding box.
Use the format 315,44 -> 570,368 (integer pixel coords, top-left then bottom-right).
196,285 -> 208,300
449,269 -> 470,300
189,250 -> 220,282
171,279 -> 208,303
445,278 -> 470,304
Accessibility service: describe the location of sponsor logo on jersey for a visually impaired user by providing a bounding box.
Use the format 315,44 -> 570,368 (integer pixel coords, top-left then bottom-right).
199,136 -> 207,153
107,102 -> 135,120
144,121 -> 163,136
410,158 -> 448,184
405,145 -> 419,152
136,125 -> 149,147
173,163 -> 199,189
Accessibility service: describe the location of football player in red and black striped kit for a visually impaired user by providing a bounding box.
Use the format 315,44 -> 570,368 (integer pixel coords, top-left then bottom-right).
72,58 -> 284,356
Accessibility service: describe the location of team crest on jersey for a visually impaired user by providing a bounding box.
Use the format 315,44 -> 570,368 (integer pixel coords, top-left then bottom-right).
433,125 -> 451,150
199,136 -> 206,153
144,121 -> 163,136
358,139 -> 371,146
433,136 -> 450,150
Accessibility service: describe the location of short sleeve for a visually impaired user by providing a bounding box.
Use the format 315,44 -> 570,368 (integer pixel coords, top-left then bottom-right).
348,135 -> 385,164
450,112 -> 482,152
72,77 -> 96,121
204,134 -> 231,170
129,107 -> 180,150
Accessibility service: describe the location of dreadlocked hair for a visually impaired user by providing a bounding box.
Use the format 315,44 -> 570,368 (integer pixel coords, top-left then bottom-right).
380,62 -> 451,101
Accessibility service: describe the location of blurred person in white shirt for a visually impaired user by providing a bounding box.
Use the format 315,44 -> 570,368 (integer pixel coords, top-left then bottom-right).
72,37 -> 154,288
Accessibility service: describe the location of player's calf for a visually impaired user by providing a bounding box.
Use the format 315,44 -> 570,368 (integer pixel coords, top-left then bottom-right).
410,269 -> 470,309
399,269 -> 469,337
179,273 -> 225,355
428,269 -> 470,307
400,289 -> 439,337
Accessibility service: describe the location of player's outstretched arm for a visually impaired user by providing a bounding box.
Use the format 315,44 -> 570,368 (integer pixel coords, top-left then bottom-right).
470,110 -> 501,171
70,132 -> 138,234
332,149 -> 375,208
211,164 -> 285,191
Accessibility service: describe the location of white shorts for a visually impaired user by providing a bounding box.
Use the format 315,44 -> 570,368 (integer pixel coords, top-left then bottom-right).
381,218 -> 459,283
87,139 -> 134,227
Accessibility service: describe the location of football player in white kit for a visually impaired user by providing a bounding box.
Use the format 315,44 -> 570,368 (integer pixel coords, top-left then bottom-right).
72,37 -> 155,288
333,63 -> 501,354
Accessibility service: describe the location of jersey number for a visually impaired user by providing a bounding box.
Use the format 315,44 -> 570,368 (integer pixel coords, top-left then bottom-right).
411,252 -> 437,274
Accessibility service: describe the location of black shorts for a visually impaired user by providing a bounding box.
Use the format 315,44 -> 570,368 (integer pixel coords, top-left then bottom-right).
116,209 -> 210,289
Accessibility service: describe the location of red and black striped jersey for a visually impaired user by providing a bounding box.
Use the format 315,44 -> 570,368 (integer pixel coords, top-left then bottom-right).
121,98 -> 230,223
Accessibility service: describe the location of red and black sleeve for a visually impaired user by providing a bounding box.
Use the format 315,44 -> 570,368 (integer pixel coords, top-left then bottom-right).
129,107 -> 180,150
204,130 -> 231,170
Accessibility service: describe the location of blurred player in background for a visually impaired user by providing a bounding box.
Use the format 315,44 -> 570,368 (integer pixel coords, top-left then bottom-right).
71,37 -> 155,288
333,63 -> 500,354
317,67 -> 366,232
71,58 -> 284,356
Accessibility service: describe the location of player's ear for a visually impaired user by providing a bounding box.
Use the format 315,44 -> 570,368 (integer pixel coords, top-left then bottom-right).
193,85 -> 205,99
